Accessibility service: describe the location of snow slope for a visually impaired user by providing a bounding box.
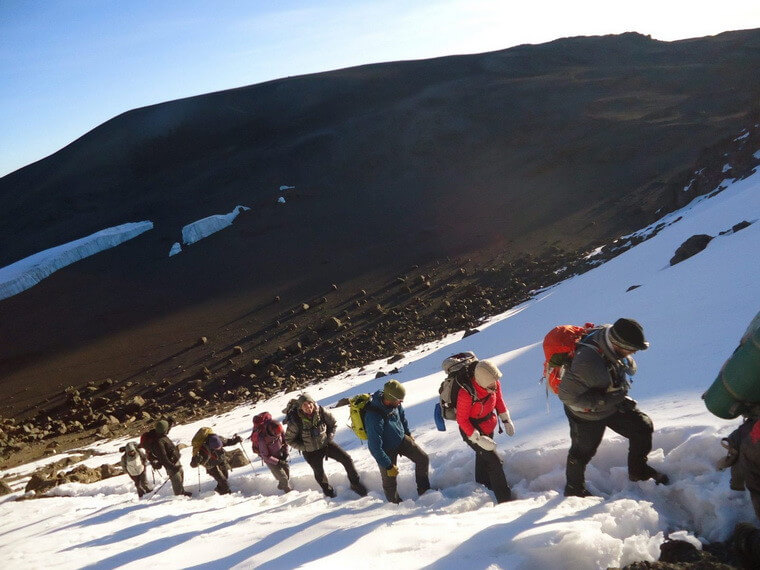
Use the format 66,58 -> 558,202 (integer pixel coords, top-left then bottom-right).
0,221 -> 153,301
0,171 -> 758,569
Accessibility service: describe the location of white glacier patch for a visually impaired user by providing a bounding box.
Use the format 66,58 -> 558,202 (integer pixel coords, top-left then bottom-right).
180,205 -> 249,246
0,221 -> 153,301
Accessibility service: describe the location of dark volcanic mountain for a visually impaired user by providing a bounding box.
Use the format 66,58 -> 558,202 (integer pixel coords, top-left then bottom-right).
1,30 -> 759,446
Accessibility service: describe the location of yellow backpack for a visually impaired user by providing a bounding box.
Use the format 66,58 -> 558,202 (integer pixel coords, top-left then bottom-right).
191,427 -> 213,455
349,394 -> 373,440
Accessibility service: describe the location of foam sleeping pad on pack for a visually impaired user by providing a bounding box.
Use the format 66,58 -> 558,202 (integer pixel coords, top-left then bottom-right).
704,324 -> 760,419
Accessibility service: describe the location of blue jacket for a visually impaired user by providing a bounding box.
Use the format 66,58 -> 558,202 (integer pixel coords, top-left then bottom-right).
364,390 -> 411,469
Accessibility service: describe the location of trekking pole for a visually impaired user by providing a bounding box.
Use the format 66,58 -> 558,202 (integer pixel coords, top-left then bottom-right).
239,441 -> 257,476
147,477 -> 170,500
197,467 -> 202,494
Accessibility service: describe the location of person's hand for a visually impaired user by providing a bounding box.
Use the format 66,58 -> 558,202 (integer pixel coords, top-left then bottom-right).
230,435 -> 242,445
190,456 -> 199,469
468,432 -> 496,451
277,459 -> 288,468
386,465 -> 399,477
150,460 -> 162,471
498,411 -> 515,437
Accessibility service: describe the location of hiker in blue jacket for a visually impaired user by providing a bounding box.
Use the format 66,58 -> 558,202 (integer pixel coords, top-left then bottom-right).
365,380 -> 430,503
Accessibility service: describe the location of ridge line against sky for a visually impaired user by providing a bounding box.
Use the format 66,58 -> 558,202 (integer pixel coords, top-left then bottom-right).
2,0 -> 760,178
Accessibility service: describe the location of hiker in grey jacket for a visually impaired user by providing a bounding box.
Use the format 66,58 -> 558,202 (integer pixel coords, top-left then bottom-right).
120,442 -> 153,498
284,393 -> 367,498
558,318 -> 668,497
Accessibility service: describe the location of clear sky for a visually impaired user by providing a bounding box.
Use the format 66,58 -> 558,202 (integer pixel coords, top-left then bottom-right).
2,0 -> 759,178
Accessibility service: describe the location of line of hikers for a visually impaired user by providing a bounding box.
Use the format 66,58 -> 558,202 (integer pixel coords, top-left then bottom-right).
121,316 -> 674,506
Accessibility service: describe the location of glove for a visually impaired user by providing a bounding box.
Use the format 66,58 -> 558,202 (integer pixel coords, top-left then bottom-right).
468,432 -> 496,452
386,465 -> 399,477
150,460 -> 162,471
499,411 -> 515,437
277,459 -> 289,468
618,397 -> 637,412
190,455 -> 200,469
230,435 -> 242,445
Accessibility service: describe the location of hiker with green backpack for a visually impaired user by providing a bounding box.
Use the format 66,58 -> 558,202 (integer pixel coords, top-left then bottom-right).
284,393 -> 368,498
557,318 -> 668,497
364,380 -> 430,503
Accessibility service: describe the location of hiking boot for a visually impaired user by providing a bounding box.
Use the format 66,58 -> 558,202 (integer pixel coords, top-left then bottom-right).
323,485 -> 336,498
629,465 -> 669,485
350,482 -> 368,497
564,484 -> 595,498
183,491 -> 193,497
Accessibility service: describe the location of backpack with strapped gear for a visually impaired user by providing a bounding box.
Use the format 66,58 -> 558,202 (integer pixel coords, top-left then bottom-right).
542,323 -> 596,394
348,394 -> 374,440
191,427 -> 214,455
250,412 -> 282,454
435,352 -> 479,430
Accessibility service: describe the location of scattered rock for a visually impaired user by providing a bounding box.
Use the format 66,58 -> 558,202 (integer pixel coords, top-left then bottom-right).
670,234 -> 713,266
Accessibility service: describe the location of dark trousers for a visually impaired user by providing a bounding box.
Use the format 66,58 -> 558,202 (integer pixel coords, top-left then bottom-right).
460,429 -> 511,503
378,435 -> 430,503
206,463 -> 230,494
129,472 -> 153,497
564,405 -> 653,488
303,442 -> 361,494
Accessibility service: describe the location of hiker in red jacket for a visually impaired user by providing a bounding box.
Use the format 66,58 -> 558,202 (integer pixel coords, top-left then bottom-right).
456,359 -> 515,503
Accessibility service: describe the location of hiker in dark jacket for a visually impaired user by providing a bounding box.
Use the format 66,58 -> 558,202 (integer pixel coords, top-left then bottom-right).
190,432 -> 242,495
120,442 -> 153,498
558,318 -> 668,497
365,380 -> 430,503
253,415 -> 291,493
456,360 -> 515,503
141,419 -> 191,497
284,393 -> 367,498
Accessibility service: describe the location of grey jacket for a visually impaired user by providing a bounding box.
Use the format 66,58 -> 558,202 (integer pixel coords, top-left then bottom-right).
284,404 -> 336,452
558,326 -> 633,421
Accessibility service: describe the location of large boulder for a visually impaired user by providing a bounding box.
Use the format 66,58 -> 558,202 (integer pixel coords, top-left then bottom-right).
670,234 -> 713,266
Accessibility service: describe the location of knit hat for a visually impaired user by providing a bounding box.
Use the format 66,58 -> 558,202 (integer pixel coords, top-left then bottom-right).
609,318 -> 649,351
296,393 -> 315,406
383,380 -> 406,401
473,360 -> 502,389
207,434 -> 223,450
155,419 -> 170,435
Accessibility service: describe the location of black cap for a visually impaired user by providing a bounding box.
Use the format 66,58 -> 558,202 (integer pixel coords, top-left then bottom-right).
609,318 -> 649,351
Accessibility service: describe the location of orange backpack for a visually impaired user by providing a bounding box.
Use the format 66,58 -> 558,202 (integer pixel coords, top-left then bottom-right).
542,323 -> 596,394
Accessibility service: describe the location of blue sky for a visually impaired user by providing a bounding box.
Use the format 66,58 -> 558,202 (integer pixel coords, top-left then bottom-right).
1,0 -> 759,178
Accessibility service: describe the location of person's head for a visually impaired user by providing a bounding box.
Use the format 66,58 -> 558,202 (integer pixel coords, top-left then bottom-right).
297,393 -> 316,415
125,442 -> 138,457
207,435 -> 223,451
267,421 -> 283,436
155,419 -> 170,435
473,360 -> 502,392
608,318 -> 649,356
382,380 -> 406,407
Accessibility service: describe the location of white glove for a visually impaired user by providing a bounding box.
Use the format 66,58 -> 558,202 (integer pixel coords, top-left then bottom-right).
499,411 -> 515,437
468,432 -> 496,451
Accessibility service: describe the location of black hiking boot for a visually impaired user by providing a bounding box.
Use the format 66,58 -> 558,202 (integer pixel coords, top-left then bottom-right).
183,491 -> 193,497
350,482 -> 368,497
629,465 -> 669,485
564,484 -> 595,498
323,485 -> 336,498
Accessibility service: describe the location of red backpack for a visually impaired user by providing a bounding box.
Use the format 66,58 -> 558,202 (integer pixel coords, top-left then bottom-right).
250,412 -> 282,455
542,323 -> 596,394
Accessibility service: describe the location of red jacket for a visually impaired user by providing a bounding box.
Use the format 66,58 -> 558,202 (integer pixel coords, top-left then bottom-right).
456,379 -> 507,437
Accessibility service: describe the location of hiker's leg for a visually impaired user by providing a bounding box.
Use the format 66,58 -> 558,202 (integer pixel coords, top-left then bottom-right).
565,407 -> 605,492
461,430 -> 490,486
324,442 -> 361,485
207,465 -> 231,494
462,430 -> 510,502
169,467 -> 186,495
606,408 -> 654,476
397,436 -> 430,495
303,449 -> 332,494
130,474 -> 144,497
266,463 -> 291,492
380,451 -> 401,503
